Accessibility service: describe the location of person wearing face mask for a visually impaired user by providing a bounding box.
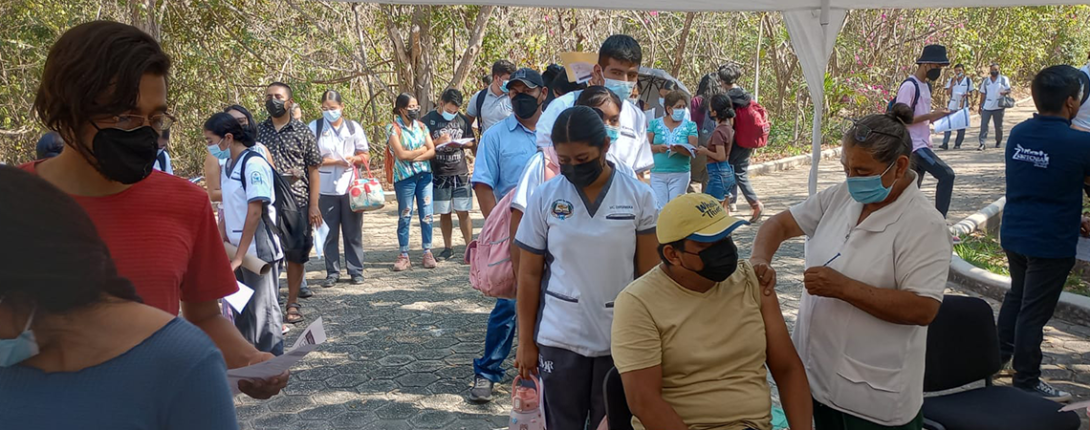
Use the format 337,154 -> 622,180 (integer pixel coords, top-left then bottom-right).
204,105 -> 276,204
612,193 -> 812,430
0,166 -> 238,429
467,60 -> 517,134
257,82 -> 323,308
466,68 -> 548,403
697,94 -> 737,210
310,90 -> 370,292
387,93 -> 437,271
897,44 -> 955,219
205,112 -> 285,355
941,63 -> 976,150
21,21 -> 287,399
513,106 -> 659,428
647,90 -> 698,210
997,65 -> 1090,403
979,63 -> 1014,150
423,88 -> 476,261
536,35 -> 655,176
751,103 -> 951,430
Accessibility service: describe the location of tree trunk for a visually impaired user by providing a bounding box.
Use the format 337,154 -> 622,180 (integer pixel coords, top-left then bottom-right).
449,6 -> 495,92
671,12 -> 695,78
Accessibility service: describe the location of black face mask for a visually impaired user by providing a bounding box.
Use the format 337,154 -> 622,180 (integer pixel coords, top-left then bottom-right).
512,93 -> 541,120
406,109 -> 420,121
926,68 -> 942,81
990,70 -> 1000,77
682,238 -> 739,283
560,157 -> 604,188
265,99 -> 287,118
88,125 -> 161,184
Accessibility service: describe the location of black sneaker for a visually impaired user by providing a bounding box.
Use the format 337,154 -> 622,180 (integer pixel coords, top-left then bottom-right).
351,275 -> 365,285
321,277 -> 339,288
298,285 -> 314,298
438,248 -> 454,261
467,376 -> 494,403
1022,380 -> 1072,403
940,144 -> 949,150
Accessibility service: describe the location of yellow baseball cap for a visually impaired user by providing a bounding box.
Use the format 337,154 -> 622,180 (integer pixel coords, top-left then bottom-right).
657,193 -> 749,244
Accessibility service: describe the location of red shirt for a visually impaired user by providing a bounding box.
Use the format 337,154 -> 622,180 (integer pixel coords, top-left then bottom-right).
23,162 -> 237,315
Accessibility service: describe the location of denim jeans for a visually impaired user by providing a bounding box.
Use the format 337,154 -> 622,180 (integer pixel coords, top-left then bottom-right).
999,250 -> 1075,389
911,147 -> 955,218
473,298 -> 516,383
394,172 -> 434,254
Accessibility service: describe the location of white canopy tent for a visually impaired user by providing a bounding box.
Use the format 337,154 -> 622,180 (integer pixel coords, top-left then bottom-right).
347,0 -> 1082,195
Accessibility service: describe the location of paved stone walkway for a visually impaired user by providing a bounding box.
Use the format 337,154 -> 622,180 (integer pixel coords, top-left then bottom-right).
238,102 -> 1090,429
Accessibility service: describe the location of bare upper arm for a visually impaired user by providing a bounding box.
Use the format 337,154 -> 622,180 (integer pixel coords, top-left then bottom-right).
619,365 -> 664,407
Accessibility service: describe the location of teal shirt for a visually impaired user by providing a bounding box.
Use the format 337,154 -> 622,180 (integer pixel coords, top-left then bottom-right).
648,118 -> 698,173
385,117 -> 432,183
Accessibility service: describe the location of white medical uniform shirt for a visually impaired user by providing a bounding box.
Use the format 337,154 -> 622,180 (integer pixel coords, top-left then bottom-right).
945,76 -> 975,111
788,174 -> 950,426
536,90 -> 655,173
1074,65 -> 1090,131
309,119 -> 369,196
514,166 -> 657,357
222,149 -> 282,259
980,75 -> 1012,111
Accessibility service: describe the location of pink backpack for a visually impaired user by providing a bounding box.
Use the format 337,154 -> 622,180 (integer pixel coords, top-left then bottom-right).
465,152 -> 556,299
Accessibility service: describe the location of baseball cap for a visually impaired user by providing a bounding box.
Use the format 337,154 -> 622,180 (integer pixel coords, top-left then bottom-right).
657,193 -> 749,244
507,68 -> 545,89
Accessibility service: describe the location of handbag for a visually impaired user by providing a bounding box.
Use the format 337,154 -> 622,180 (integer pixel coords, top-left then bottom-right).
348,163 -> 385,212
998,95 -> 1016,109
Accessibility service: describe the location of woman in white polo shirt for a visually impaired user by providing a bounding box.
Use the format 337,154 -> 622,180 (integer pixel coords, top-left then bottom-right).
750,104 -> 951,430
310,90 -> 370,289
514,106 -> 659,429
204,112 -> 284,356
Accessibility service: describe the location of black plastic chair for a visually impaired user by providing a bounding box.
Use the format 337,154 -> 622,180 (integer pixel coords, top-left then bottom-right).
922,295 -> 1081,430
603,367 -> 634,430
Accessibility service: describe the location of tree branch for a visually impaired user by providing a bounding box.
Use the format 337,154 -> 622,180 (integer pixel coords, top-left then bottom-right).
449,6 -> 495,91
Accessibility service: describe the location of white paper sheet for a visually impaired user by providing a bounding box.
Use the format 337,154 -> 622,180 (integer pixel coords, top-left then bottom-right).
224,281 -> 255,313
435,138 -> 474,150
227,317 -> 327,395
313,223 -> 330,260
932,107 -> 971,133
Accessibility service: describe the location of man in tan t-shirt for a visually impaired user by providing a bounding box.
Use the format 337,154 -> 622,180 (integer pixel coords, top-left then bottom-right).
611,193 -> 812,430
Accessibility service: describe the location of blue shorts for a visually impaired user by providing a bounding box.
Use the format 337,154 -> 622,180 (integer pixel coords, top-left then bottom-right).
705,162 -> 736,202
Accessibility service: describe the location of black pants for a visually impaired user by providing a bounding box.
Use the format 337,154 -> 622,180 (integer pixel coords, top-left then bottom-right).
942,129 -> 966,149
998,250 -> 1075,389
911,148 -> 955,218
537,345 -> 613,430
728,143 -> 760,205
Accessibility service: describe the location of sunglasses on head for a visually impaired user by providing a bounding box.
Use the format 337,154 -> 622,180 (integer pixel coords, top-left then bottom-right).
841,118 -> 903,142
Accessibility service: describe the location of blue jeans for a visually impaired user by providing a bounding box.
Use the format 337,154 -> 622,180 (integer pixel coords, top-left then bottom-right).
394,172 -> 434,254
473,298 -> 516,383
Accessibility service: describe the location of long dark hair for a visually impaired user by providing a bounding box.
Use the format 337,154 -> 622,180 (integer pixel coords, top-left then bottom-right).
0,166 -> 142,313
224,104 -> 258,136
393,92 -> 415,117
205,112 -> 256,147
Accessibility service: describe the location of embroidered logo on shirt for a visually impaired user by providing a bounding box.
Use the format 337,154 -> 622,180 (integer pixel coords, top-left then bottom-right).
550,199 -> 573,220
250,171 -> 266,186
1012,144 -> 1050,169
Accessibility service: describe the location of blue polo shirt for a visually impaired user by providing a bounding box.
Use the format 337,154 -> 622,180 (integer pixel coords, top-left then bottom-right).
1002,114 -> 1090,258
471,114 -> 538,200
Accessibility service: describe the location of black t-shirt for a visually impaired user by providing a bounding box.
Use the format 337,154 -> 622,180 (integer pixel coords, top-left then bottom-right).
422,110 -> 474,177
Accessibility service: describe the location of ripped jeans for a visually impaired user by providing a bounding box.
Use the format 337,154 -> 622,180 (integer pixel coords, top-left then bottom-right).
394,172 -> 434,254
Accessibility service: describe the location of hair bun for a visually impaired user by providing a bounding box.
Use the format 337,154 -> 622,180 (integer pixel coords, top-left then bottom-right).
887,103 -> 915,125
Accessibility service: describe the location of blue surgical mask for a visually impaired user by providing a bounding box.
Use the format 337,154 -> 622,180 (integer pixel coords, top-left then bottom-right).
671,108 -> 686,122
500,80 -> 510,93
606,125 -> 620,142
322,109 -> 342,123
846,162 -> 896,204
207,139 -> 229,160
0,300 -> 39,367
441,111 -> 457,122
658,97 -> 666,108
604,78 -> 636,100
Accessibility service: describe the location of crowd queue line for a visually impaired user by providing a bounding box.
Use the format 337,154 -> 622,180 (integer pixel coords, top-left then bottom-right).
3,19 -> 1090,430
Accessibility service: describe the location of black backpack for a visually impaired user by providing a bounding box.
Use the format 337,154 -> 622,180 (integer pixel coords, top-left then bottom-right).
887,78 -> 930,112
474,89 -> 487,120
314,118 -> 356,139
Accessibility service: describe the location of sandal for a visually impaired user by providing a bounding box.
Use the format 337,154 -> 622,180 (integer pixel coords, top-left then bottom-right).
285,303 -> 305,324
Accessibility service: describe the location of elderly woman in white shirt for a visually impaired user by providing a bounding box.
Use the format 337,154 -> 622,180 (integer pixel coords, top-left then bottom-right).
750,103 -> 951,430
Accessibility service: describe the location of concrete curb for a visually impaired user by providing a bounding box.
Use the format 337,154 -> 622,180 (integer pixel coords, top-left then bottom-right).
749,146 -> 842,178
949,198 -> 1090,326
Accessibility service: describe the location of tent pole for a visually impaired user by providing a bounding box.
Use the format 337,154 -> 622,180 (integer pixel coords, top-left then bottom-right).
808,0 -> 830,196
754,14 -> 762,103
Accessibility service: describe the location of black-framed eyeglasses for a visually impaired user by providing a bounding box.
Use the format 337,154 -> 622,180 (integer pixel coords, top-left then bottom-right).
841,118 -> 901,142
94,113 -> 176,133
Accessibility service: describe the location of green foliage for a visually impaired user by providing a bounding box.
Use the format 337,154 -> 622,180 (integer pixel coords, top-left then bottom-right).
1,3 -> 1088,177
